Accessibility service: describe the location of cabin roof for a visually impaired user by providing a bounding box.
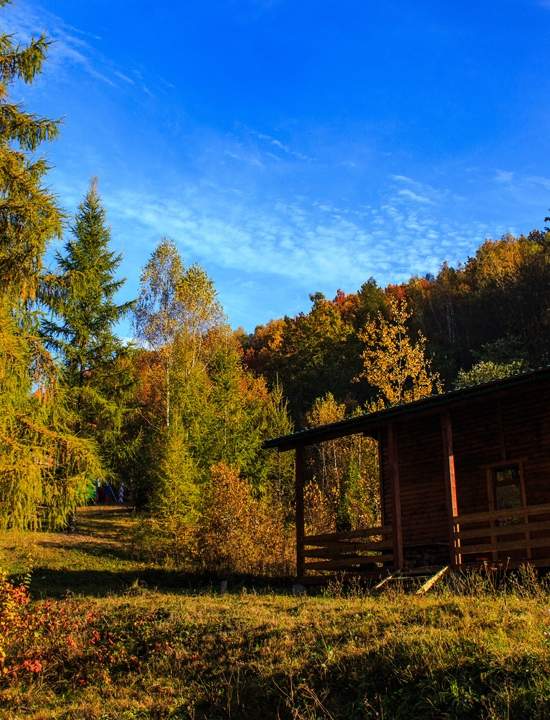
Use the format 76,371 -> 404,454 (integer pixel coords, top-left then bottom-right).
263,366 -> 550,451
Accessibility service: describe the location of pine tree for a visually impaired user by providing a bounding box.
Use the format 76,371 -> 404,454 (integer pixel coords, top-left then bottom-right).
42,181 -> 135,479
0,1 -> 99,529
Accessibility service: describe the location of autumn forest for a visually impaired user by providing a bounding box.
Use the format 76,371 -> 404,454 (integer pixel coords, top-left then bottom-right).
3,2 -> 550,717
1,6 -> 550,577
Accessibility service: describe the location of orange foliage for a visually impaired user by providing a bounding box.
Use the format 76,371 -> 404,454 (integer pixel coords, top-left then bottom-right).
197,463 -> 293,576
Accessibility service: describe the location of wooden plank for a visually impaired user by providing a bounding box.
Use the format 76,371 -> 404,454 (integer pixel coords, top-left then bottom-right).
529,557 -> 550,568
304,539 -> 393,551
454,502 -> 550,524
305,556 -> 392,571
415,565 -> 449,596
518,462 -> 532,561
303,542 -> 392,557
373,573 -> 398,591
457,519 -> 550,540
304,526 -> 391,543
388,423 -> 404,570
295,446 -> 305,579
304,549 -> 392,560
459,537 -> 550,555
441,411 -> 460,566
485,467 -> 497,563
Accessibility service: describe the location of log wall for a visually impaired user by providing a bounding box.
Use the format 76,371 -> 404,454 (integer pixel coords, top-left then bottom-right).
379,378 -> 550,566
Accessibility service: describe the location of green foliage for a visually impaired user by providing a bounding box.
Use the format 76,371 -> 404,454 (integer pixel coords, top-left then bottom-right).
244,283 -> 386,422
304,393 -> 380,533
0,22 -> 61,296
243,229 -> 550,422
455,360 -> 528,389
0,3 -> 99,529
134,238 -> 223,430
41,182 -> 135,482
153,422 -> 200,525
132,241 -> 294,562
406,233 -> 550,382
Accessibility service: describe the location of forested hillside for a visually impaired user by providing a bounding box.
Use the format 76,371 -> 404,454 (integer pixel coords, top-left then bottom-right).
1,0 -> 550,575
243,229 -> 550,422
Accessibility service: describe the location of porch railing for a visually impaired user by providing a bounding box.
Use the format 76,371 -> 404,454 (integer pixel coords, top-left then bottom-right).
302,525 -> 393,575
452,502 -> 550,567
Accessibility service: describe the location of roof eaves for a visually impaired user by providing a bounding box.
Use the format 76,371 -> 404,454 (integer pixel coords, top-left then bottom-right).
263,365 -> 550,451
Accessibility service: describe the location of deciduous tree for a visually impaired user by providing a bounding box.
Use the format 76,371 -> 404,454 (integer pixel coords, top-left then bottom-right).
356,295 -> 442,408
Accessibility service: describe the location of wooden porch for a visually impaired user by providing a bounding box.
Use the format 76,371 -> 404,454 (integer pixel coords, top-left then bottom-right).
295,502 -> 550,583
302,526 -> 393,576
293,412 -> 550,582
452,502 -> 550,569
264,368 -> 550,583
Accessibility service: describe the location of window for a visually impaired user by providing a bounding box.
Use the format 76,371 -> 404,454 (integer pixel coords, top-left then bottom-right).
492,463 -> 523,512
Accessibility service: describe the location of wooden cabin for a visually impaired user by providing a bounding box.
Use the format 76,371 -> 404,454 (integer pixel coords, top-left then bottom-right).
264,367 -> 550,580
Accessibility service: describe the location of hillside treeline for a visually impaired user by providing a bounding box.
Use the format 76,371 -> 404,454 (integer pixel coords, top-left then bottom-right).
1,0 -> 549,575
243,230 -> 550,422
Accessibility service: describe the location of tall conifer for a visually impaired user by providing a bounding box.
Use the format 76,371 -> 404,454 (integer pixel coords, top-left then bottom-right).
0,0 -> 100,529
42,182 -> 135,479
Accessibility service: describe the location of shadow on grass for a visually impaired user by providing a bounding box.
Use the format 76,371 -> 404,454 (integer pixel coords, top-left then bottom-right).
26,567 -> 296,598
36,537 -> 139,563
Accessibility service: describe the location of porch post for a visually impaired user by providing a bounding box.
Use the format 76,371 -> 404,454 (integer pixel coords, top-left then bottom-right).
441,411 -> 460,566
387,423 -> 404,570
295,445 -> 305,580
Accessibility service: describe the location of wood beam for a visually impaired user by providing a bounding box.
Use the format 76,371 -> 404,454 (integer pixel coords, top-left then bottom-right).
441,411 -> 460,566
295,446 -> 306,580
387,423 -> 404,570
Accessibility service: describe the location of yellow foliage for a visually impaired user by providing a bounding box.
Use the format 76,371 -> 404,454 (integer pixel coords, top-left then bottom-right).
357,295 -> 442,408
197,463 -> 293,575
304,394 -> 381,534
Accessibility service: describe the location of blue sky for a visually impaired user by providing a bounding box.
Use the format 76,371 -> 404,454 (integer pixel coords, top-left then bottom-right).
5,0 -> 550,334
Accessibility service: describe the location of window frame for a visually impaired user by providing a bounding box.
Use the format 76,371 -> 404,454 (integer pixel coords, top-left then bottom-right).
485,459 -> 527,514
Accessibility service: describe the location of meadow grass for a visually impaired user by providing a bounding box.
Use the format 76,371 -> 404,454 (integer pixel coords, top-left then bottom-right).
1,507 -> 549,719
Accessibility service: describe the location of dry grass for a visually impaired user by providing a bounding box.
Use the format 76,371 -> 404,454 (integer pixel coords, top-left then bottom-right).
1,507 -> 549,719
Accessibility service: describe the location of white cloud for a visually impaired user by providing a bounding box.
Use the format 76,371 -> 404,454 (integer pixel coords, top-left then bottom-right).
391,174 -> 416,184
100,178 -> 494,301
397,188 -> 434,205
2,0 -> 152,93
247,128 -> 313,162
495,169 -> 514,184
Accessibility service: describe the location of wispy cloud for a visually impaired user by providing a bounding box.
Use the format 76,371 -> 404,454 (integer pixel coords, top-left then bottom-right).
247,128 -> 313,162
490,169 -> 550,208
495,169 -> 514,184
397,188 -> 434,204
100,178 -> 494,302
2,1 -> 114,85
2,0 -> 154,93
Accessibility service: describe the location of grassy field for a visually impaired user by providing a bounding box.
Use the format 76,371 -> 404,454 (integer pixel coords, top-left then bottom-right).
1,508 -> 549,720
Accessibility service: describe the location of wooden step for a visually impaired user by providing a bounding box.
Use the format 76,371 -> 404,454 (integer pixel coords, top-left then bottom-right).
374,566 -> 449,595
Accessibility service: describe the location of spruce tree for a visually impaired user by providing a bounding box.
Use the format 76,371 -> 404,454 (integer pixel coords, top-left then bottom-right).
0,0 -> 100,529
42,181 -> 135,480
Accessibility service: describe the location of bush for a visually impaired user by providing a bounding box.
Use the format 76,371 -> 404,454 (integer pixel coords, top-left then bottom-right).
196,463 -> 294,576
